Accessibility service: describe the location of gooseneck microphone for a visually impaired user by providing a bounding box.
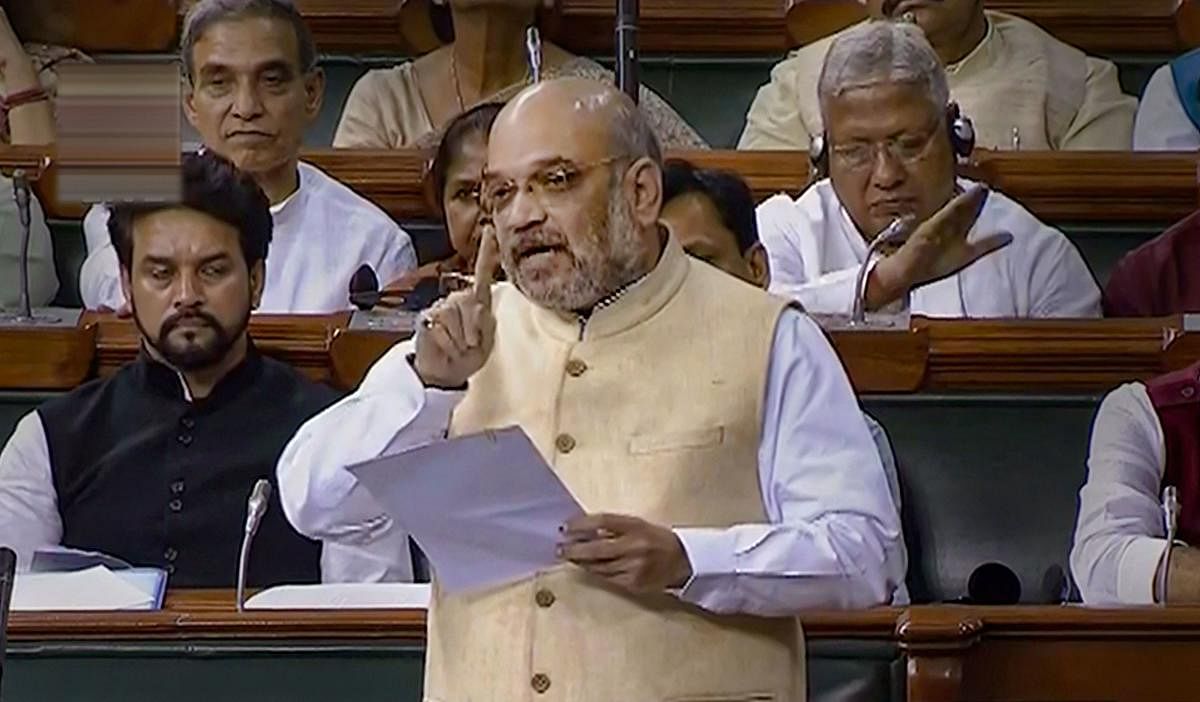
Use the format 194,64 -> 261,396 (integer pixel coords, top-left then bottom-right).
850,217 -> 912,325
236,479 -> 272,613
0,546 -> 17,694
616,0 -> 640,102
525,26 -> 543,83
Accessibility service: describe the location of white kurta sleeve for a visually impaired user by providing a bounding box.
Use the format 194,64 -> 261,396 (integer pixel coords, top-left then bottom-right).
276,340 -> 462,581
1134,65 -> 1200,151
1023,220 -> 1102,318
0,412 -> 63,569
758,194 -> 863,315
78,204 -> 127,310
674,311 -> 905,614
1070,383 -> 1168,605
372,221 -> 418,289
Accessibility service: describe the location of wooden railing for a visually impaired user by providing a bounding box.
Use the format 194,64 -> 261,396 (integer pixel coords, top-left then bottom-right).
786,0 -> 1200,54
4,314 -> 1198,393
10,591 -> 1200,702
300,149 -> 1200,226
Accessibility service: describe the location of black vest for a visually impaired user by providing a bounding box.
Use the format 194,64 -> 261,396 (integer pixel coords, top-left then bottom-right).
38,346 -> 340,588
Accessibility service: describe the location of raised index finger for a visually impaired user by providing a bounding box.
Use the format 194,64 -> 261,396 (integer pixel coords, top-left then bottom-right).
473,222 -> 498,306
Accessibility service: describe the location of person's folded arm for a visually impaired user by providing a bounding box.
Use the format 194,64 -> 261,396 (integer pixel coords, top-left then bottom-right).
674,311 -> 904,615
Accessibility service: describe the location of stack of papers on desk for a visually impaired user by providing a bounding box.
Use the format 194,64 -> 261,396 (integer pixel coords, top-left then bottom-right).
245,583 -> 431,610
12,565 -> 166,611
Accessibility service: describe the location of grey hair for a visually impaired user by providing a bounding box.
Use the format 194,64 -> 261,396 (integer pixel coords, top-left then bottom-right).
818,20 -> 949,116
608,92 -> 663,167
181,0 -> 318,83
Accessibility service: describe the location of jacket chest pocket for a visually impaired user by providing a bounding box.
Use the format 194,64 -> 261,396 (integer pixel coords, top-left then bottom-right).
629,426 -> 725,455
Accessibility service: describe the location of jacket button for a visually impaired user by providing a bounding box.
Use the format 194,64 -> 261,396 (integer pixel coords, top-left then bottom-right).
555,434 -> 576,454
180,417 -> 195,430
165,564 -> 176,575
170,480 -> 185,495
535,588 -> 556,608
168,499 -> 183,512
1183,386 -> 1196,399
530,673 -> 551,694
565,359 -> 587,377
177,434 -> 193,447
164,547 -> 178,562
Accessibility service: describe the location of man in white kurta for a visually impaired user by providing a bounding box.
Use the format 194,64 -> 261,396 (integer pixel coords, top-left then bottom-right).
78,0 -> 416,313
758,179 -> 1101,317
278,78 -> 903,701
741,4 -> 1136,151
757,21 -> 1101,320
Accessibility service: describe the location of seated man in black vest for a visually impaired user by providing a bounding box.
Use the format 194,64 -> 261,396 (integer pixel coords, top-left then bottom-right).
0,151 -> 345,588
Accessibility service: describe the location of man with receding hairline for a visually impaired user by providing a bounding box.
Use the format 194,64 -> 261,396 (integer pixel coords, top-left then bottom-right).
757,21 -> 1100,319
280,77 -> 903,701
78,0 -> 416,313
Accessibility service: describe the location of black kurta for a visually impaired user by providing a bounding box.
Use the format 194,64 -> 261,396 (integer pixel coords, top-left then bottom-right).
38,344 -> 339,588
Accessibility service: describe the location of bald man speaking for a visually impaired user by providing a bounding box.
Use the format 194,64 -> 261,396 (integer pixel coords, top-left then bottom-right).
277,78 -> 902,701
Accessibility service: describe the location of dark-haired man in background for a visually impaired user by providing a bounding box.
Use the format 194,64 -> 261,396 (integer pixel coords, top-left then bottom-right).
661,159 -> 770,288
0,152 -> 399,586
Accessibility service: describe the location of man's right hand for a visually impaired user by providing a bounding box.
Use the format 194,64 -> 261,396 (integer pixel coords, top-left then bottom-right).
869,186 -> 1014,309
413,225 -> 498,388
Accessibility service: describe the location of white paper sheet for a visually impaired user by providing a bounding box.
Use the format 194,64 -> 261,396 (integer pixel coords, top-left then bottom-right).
245,583 -> 431,610
348,426 -> 584,595
12,566 -> 156,611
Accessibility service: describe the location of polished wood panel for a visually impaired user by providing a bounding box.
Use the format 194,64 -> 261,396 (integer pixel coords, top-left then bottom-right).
6,589 -> 897,641
898,605 -> 1200,702
4,0 -> 178,52
14,595 -> 1200,702
303,149 -> 1200,226
786,0 -> 1200,54
327,315 -> 1200,393
9,314 -> 1200,394
0,323 -> 95,390
546,0 -> 788,55
293,0 -> 442,55
84,312 -> 349,382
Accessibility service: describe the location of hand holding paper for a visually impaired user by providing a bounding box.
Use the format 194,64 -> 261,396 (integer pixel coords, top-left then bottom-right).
348,426 -> 584,594
559,513 -> 693,593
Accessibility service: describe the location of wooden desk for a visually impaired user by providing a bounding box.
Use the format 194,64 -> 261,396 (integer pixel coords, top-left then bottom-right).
302,149 -> 1200,227
11,596 -> 1200,702
3,315 -> 1198,393
787,0 -> 1200,55
899,605 -> 1200,702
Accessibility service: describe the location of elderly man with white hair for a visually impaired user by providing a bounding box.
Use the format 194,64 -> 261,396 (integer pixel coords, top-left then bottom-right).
740,0 -> 1136,151
756,21 -> 1102,319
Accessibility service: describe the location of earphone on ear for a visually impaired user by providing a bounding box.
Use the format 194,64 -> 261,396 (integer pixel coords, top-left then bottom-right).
808,101 -> 976,179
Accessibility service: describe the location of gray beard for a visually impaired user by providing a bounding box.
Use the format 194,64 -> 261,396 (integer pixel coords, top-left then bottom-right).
505,189 -> 646,313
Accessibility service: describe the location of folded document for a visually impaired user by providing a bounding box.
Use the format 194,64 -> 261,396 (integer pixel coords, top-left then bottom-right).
13,565 -> 166,611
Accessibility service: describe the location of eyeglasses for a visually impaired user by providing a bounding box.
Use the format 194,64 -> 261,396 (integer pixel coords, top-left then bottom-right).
830,122 -> 941,172
482,156 -> 626,219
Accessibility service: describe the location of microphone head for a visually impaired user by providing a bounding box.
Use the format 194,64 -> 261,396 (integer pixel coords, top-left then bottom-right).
244,479 -> 272,534
525,26 -> 543,82
350,264 -> 381,311
967,562 -> 1022,605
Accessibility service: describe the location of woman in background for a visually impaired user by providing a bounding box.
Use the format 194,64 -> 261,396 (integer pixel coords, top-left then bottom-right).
379,102 -> 502,305
333,0 -> 706,150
